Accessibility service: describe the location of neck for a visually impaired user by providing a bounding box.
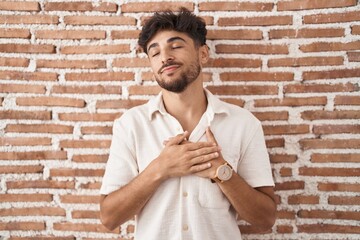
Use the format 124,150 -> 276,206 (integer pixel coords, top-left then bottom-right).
162,79 -> 207,133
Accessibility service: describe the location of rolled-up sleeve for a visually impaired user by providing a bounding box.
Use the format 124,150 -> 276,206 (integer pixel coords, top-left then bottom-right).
100,118 -> 138,195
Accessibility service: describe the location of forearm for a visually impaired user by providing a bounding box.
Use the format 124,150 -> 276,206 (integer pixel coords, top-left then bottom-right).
100,161 -> 163,230
218,173 -> 276,230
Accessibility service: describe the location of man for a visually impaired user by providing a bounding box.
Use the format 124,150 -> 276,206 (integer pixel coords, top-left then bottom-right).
100,8 -> 276,240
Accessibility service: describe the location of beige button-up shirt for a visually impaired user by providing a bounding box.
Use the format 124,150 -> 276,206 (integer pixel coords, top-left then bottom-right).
100,89 -> 274,240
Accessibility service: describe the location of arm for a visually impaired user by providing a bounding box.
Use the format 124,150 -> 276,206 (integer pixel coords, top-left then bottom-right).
197,128 -> 276,230
100,131 -> 221,230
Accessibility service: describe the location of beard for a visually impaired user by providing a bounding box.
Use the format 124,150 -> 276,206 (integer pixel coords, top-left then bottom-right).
155,60 -> 201,93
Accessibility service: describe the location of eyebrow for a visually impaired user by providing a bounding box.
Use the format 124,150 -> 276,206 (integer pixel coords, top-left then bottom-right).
147,36 -> 186,53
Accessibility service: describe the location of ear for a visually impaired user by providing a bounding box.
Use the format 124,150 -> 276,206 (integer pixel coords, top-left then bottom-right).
198,44 -> 209,65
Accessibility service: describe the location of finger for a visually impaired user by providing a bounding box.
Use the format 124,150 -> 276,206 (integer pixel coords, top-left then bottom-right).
190,162 -> 212,173
191,151 -> 219,165
165,131 -> 189,146
206,127 -> 218,145
185,141 -> 216,151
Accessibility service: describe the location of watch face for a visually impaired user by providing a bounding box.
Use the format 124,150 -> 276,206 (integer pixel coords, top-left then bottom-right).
218,164 -> 232,181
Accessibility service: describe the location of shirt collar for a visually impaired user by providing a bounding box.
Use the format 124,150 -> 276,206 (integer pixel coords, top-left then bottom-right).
147,88 -> 230,121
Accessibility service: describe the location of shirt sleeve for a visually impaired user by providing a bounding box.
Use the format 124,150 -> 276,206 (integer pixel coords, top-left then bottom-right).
99,118 -> 138,195
237,122 -> 274,188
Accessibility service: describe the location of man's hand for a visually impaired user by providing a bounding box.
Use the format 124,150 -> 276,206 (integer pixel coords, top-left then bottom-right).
154,131 -> 221,180
195,127 -> 227,179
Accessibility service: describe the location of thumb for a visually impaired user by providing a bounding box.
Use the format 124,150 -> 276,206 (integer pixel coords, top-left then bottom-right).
206,127 -> 218,145
165,131 -> 189,146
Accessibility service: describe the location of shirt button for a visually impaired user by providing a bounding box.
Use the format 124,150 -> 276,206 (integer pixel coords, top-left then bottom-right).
183,224 -> 188,231
183,192 -> 188,197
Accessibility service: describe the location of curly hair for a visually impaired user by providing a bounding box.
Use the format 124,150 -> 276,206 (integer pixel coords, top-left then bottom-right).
138,7 -> 207,54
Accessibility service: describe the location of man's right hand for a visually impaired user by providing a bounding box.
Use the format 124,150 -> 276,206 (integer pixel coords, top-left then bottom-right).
152,131 -> 221,181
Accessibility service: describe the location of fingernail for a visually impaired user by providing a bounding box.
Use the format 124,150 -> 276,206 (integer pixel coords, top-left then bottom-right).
207,162 -> 212,168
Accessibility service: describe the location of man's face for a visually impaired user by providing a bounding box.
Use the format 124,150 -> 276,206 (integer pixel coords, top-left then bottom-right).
146,30 -> 203,93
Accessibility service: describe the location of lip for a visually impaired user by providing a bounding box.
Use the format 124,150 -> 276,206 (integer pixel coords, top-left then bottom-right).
160,65 -> 180,74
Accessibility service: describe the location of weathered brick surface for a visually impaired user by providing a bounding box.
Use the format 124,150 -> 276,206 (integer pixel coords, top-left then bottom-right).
0,1 -> 359,239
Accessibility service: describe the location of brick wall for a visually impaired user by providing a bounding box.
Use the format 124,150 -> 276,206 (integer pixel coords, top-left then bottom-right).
0,0 -> 359,239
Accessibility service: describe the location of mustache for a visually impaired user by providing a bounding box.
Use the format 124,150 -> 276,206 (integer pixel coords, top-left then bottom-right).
158,61 -> 182,74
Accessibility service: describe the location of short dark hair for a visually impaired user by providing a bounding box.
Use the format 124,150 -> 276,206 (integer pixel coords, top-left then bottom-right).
138,7 -> 207,54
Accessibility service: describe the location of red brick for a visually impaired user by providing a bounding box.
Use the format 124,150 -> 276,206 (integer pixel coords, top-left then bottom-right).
128,85 -> 161,95
301,110 -> 360,120
0,194 -> 52,202
275,181 -> 305,191
219,16 -> 292,26
0,57 -> 29,67
352,25 -> 360,35
199,2 -> 273,11
253,111 -> 289,121
300,40 -> 360,52
300,139 -> 360,149
59,139 -> 111,149
0,71 -> 58,81
0,222 -> 45,231
59,113 -> 121,122
10,237 -> 75,240
72,154 -> 109,163
0,15 -> 59,24
279,167 -> 292,177
255,97 -> 327,107
304,10 -> 360,24
318,183 -> 360,192
0,44 -> 55,53
270,154 -> 297,164
284,83 -> 358,93
216,44 -> 288,54
64,15 -> 136,25
266,138 -> 285,148
96,99 -> 147,109
0,1 -> 40,11
7,180 -> 75,189
0,165 -> 43,174
220,72 -> 294,82
299,167 -> 360,176
72,210 -> 99,219
313,124 -> 360,134
0,110 -> 51,120
348,51 -> 360,62
0,84 -> 45,94
0,137 -> 51,146
36,30 -> 105,40
0,151 -> 67,161
288,195 -> 319,204
206,85 -> 278,95
205,58 -> 262,68
328,196 -> 360,205
52,85 -> 121,95
113,58 -> 150,68
61,44 -> 130,54
270,28 -> 344,39
53,222 -> 118,233
44,2 -> 117,12
278,0 -> 356,11
65,72 -> 133,82
79,182 -> 101,190
268,56 -> 343,67
121,2 -> 193,12
276,225 -> 293,233
335,95 -> 360,105
207,30 -> 262,40
37,59 -> 106,69
263,124 -> 309,135
81,126 -> 112,135
50,168 -> 104,177
0,207 -> 65,216
298,210 -> 360,221
311,153 -> 360,163
303,68 -> 360,80
16,96 -> 85,108
111,30 -> 141,40
298,224 -> 360,234
60,195 -> 99,204
221,98 -> 245,108
0,28 -> 31,38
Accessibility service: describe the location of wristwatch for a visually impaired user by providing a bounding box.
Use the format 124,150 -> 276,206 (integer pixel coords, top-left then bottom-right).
211,162 -> 233,183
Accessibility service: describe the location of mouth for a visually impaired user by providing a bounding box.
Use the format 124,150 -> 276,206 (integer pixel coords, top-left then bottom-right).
158,64 -> 181,74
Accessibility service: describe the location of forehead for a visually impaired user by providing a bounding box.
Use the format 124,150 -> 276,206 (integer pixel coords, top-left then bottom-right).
147,30 -> 193,49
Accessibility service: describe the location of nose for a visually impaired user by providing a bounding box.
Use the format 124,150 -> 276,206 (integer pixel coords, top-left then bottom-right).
161,49 -> 174,64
